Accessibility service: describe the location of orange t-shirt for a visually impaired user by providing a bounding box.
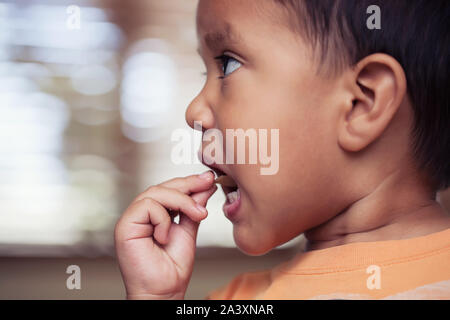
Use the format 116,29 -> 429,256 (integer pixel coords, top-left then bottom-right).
206,228 -> 450,300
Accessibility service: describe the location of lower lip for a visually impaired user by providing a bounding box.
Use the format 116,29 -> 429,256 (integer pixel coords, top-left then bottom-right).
222,191 -> 242,221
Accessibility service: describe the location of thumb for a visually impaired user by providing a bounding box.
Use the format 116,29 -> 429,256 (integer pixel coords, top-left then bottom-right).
191,184 -> 218,207
178,184 -> 217,239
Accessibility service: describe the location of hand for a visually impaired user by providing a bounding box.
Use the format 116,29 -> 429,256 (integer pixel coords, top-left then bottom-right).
114,171 -> 217,299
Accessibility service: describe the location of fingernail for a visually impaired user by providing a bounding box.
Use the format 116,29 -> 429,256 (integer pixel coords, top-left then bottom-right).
198,171 -> 213,180
195,204 -> 207,214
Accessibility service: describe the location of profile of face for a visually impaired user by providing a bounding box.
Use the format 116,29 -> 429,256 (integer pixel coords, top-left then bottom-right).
185,0 -> 354,255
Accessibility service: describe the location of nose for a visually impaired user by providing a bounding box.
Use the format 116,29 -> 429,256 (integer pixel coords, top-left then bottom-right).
185,86 -> 215,131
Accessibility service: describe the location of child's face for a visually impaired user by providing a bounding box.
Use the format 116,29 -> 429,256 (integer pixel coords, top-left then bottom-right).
187,0 -> 348,255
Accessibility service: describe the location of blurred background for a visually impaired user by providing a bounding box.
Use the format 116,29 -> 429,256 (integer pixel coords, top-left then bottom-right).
0,0 -> 304,299
0,0 -> 448,299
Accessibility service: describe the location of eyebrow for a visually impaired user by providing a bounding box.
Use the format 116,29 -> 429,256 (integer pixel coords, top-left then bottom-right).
198,23 -> 242,55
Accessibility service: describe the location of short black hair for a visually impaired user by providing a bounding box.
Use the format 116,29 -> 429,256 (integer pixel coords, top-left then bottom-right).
274,0 -> 450,191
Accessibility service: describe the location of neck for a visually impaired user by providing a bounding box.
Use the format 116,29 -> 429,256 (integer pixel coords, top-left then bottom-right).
304,169 -> 450,251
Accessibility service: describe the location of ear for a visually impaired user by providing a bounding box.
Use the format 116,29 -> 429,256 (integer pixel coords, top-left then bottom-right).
338,53 -> 407,152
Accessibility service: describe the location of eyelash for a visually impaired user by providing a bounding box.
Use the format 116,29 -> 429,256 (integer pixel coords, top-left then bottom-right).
200,54 -> 242,79
214,54 -> 241,79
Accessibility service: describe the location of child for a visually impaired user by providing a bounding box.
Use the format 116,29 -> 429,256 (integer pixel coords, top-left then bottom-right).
114,0 -> 450,299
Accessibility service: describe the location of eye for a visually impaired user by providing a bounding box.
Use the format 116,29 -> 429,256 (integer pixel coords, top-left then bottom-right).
215,54 -> 242,78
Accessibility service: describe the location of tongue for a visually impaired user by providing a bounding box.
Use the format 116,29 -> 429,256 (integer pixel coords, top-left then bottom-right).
214,175 -> 237,188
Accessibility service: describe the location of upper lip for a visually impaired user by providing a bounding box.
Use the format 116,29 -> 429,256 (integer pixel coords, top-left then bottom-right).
200,151 -> 240,195
199,151 -> 229,178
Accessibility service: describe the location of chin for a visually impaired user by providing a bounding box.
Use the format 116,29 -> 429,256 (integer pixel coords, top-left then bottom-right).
232,228 -> 275,256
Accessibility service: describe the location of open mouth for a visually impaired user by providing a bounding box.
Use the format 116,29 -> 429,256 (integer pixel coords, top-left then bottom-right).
212,169 -> 240,204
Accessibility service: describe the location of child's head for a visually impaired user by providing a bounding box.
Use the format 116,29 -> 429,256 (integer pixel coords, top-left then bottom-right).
186,0 -> 450,255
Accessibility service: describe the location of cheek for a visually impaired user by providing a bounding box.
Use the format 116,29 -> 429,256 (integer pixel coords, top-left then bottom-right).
243,114 -> 332,226
218,67 -> 335,228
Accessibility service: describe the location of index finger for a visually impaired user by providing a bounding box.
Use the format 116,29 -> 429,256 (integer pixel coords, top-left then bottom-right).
157,170 -> 215,194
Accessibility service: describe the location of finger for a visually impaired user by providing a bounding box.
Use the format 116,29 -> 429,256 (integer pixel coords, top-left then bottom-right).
132,186 -> 208,222
157,171 -> 215,194
191,184 -> 218,207
177,214 -> 200,248
179,185 -> 218,239
116,198 -> 171,245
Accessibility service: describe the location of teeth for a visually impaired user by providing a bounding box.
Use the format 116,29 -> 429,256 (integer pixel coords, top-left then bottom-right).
226,189 -> 240,204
